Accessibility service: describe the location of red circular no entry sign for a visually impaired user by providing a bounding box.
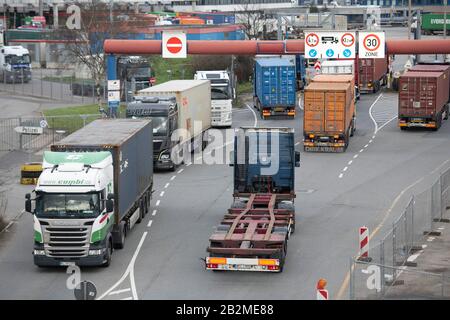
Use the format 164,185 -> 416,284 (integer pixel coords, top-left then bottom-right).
166,37 -> 183,54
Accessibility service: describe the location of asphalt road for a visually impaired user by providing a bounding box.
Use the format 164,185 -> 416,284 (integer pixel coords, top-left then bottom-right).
1,27 -> 450,300
1,87 -> 450,300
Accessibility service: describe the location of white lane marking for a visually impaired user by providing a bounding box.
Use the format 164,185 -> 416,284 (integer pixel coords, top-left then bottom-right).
364,144 -> 369,148
147,220 -> 153,228
343,166 -> 348,172
0,209 -> 25,234
359,149 -> 364,153
407,253 -> 422,262
108,288 -> 131,296
353,154 -> 358,159
164,183 -> 170,189
177,169 -> 184,174
438,226 -> 445,230
338,173 -> 344,179
151,209 -> 157,216
368,93 -> 384,133
246,103 -> 258,128
348,160 -> 353,165
372,135 -> 376,139
159,191 -> 165,197
170,175 -> 176,181
98,231 -> 149,300
427,237 -> 435,242
186,163 -> 192,167
369,139 -> 373,143
121,297 -> 133,300
295,142 -> 300,146
377,115 -> 398,132
155,200 -> 160,206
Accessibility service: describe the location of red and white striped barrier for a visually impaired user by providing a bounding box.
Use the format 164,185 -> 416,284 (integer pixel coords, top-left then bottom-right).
359,226 -> 370,261
316,279 -> 329,300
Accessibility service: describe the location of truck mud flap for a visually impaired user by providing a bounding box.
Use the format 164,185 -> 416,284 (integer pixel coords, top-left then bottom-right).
304,146 -> 345,153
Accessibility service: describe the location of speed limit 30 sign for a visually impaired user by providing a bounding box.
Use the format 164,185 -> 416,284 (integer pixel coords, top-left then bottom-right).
358,32 -> 385,59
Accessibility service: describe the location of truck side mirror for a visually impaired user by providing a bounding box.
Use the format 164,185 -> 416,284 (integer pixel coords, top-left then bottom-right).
25,193 -> 32,213
106,199 -> 114,213
295,151 -> 301,167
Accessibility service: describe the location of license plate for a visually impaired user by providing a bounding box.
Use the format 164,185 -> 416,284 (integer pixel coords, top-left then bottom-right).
60,262 -> 75,266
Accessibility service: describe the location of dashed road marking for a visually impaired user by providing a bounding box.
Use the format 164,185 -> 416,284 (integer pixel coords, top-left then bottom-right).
339,173 -> 344,179
178,169 -> 184,174
155,200 -> 160,206
359,149 -> 364,153
353,154 -> 358,159
151,209 -> 157,216
147,220 -> 153,228
170,176 -> 176,181
348,160 -> 353,165
164,183 -> 170,189
160,191 -> 165,197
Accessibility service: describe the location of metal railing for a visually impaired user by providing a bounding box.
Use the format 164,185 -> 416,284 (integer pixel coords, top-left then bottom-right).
0,114 -> 102,152
350,167 -> 450,299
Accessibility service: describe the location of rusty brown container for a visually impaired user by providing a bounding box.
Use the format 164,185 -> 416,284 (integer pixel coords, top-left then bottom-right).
358,57 -> 388,93
408,64 -> 450,96
398,71 -> 449,120
304,82 -> 354,136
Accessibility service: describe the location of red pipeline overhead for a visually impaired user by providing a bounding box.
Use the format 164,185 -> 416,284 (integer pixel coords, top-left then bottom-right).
103,39 -> 450,55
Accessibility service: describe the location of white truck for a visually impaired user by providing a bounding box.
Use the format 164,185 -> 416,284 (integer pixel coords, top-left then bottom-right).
25,119 -> 153,267
136,80 -> 212,169
194,70 -> 234,127
0,45 -> 32,83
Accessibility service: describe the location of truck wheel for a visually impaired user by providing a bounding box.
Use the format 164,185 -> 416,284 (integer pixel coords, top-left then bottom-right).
102,238 -> 113,267
113,221 -> 126,249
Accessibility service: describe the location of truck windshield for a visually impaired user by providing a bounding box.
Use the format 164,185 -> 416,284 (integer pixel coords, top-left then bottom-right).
35,193 -> 101,219
5,54 -> 31,65
130,67 -> 151,78
152,116 -> 168,136
211,86 -> 231,100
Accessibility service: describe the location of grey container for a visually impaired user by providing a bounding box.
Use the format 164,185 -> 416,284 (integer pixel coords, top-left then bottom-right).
51,119 -> 153,224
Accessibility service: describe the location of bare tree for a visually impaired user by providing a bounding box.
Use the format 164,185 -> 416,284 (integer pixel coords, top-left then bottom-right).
235,4 -> 268,40
55,0 -> 147,108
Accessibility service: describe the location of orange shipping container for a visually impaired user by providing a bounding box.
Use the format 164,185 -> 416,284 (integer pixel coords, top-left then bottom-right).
304,82 -> 355,135
312,74 -> 356,101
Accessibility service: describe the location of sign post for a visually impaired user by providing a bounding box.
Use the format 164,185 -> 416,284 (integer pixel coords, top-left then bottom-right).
358,32 -> 386,59
305,31 -> 356,59
162,31 -> 187,59
107,80 -> 121,118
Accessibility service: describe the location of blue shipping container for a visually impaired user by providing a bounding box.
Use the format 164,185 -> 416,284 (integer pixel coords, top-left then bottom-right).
254,58 -> 297,108
234,128 -> 296,194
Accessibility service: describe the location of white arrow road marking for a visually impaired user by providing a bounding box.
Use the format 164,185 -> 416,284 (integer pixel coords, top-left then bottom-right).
98,231 -> 148,300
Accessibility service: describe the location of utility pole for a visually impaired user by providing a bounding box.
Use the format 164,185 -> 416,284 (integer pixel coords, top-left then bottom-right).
407,0 -> 411,40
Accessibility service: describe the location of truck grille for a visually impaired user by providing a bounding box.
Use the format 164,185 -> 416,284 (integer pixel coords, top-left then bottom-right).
212,111 -> 221,119
42,225 -> 91,258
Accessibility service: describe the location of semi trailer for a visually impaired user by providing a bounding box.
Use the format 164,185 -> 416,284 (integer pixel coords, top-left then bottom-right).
134,80 -> 211,170
206,127 -> 300,272
303,81 -> 355,152
253,58 -> 297,119
25,119 -> 153,267
398,70 -> 450,130
358,57 -> 388,93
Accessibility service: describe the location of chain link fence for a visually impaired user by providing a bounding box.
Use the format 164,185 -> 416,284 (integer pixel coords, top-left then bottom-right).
0,114 -> 102,153
0,68 -> 108,104
350,167 -> 450,299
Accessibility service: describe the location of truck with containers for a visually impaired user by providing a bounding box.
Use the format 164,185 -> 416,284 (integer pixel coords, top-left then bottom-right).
206,127 -> 300,272
194,70 -> 234,127
25,119 -> 153,267
303,81 -> 355,152
253,58 -> 297,119
421,13 -> 450,35
133,80 -> 211,170
0,45 -> 32,83
315,62 -> 360,100
358,57 -> 388,93
398,69 -> 450,130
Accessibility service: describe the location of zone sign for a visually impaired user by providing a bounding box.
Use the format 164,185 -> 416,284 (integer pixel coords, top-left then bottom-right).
358,32 -> 385,59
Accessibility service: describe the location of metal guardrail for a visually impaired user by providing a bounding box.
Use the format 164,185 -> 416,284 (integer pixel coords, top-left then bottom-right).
0,114 -> 102,152
349,167 -> 450,299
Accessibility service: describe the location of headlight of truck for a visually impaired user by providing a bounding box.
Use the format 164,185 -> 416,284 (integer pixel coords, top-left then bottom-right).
33,250 -> 45,255
88,249 -> 103,256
